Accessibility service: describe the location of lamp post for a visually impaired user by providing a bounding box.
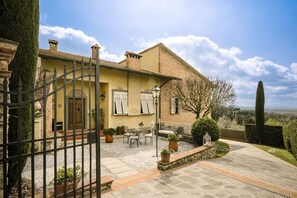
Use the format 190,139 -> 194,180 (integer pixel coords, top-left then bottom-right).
151,85 -> 161,157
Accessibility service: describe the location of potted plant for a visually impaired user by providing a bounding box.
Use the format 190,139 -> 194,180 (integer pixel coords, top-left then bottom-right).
160,148 -> 174,163
91,108 -> 104,129
103,128 -> 116,143
51,164 -> 86,196
168,133 -> 180,151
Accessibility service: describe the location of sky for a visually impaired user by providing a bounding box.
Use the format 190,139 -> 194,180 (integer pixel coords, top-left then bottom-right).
39,0 -> 297,109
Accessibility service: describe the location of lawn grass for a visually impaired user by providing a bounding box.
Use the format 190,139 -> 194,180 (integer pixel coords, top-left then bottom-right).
215,141 -> 230,158
255,145 -> 297,167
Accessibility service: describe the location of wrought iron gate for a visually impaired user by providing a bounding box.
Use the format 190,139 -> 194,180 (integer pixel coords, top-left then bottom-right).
0,54 -> 101,197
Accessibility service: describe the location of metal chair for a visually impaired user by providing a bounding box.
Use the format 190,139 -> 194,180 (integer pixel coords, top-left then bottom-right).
145,126 -> 154,144
123,126 -> 132,143
129,129 -> 141,147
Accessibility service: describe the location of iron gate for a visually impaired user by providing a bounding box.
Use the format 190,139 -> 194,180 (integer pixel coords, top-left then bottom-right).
0,54 -> 101,197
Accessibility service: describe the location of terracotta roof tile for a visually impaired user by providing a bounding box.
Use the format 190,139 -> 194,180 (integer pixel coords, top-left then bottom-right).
38,49 -> 180,80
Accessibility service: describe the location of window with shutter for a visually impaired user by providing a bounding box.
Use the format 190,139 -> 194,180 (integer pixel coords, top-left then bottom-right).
170,97 -> 180,114
141,93 -> 154,114
113,91 -> 128,114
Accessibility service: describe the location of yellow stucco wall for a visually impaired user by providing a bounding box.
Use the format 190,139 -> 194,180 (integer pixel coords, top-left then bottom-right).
140,46 -> 159,73
39,57 -> 162,130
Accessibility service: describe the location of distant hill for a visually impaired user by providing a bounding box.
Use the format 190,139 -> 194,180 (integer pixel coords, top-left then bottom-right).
236,106 -> 297,116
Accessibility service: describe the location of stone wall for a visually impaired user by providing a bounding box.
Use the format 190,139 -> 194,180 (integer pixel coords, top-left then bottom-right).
157,144 -> 215,171
0,38 -> 18,198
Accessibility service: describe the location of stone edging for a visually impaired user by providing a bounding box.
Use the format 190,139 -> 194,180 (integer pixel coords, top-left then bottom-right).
157,144 -> 215,171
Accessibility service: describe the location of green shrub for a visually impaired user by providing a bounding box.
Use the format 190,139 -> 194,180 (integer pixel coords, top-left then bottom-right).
283,120 -> 297,159
263,125 -> 284,148
103,128 -> 116,135
168,134 -> 180,141
115,126 -> 125,135
51,164 -> 87,185
191,118 -> 220,146
245,124 -> 258,143
245,124 -> 284,147
265,119 -> 283,126
255,81 -> 265,143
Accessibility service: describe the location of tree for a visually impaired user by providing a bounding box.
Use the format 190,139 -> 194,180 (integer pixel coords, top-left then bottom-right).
172,76 -> 236,118
255,81 -> 265,144
0,1 -> 39,191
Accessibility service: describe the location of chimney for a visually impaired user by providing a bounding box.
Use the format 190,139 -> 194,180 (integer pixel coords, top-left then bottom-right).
125,51 -> 142,70
91,44 -> 100,59
49,39 -> 58,51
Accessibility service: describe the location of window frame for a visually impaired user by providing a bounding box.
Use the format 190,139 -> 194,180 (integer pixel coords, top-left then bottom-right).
170,97 -> 180,114
112,90 -> 129,115
140,92 -> 154,114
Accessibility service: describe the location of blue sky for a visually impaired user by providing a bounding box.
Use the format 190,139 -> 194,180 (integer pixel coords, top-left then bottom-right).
39,0 -> 297,109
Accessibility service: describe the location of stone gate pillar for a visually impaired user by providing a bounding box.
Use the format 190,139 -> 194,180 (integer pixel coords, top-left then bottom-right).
0,38 -> 18,197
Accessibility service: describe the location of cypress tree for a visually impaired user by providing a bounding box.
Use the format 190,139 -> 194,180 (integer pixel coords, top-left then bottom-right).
255,81 -> 265,144
0,1 -> 39,191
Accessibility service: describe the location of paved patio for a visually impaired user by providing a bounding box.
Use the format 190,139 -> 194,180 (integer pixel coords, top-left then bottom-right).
101,139 -> 297,198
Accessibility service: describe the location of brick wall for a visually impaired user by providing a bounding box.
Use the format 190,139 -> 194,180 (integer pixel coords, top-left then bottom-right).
159,46 -> 202,125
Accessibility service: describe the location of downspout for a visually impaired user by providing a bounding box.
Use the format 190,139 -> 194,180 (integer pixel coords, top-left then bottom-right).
159,78 -> 171,123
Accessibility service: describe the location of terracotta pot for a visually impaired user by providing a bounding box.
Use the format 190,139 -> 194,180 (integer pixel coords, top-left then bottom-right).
105,134 -> 113,143
55,182 -> 77,196
161,154 -> 171,163
168,140 -> 178,151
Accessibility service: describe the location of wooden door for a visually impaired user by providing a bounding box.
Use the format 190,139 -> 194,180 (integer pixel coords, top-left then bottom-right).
68,98 -> 84,130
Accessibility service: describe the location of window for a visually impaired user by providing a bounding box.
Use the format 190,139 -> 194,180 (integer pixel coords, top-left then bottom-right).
141,93 -> 154,114
113,91 -> 129,115
170,97 -> 180,114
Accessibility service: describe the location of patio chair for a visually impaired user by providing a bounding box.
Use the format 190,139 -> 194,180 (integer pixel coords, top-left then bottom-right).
145,126 -> 154,144
123,126 -> 133,143
129,129 -> 141,147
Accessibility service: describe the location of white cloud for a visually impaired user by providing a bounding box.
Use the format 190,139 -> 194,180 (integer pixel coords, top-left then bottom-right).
134,35 -> 297,108
287,63 -> 297,80
40,25 -> 98,45
39,25 -> 124,62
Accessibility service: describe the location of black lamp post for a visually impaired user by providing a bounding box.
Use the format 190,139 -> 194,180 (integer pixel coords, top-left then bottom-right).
151,85 -> 160,157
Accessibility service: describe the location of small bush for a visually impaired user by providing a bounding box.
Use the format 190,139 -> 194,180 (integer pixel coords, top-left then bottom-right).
103,128 -> 116,135
283,120 -> 297,159
115,126 -> 125,135
191,118 -> 220,146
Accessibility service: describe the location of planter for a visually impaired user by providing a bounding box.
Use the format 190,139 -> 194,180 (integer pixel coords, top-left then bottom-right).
161,154 -> 171,163
169,140 -> 178,151
105,134 -> 113,143
55,182 -> 77,196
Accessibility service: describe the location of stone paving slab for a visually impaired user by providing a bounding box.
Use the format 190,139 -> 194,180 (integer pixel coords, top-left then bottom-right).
101,138 -> 297,198
116,170 -> 139,178
202,139 -> 297,193
102,164 -> 285,198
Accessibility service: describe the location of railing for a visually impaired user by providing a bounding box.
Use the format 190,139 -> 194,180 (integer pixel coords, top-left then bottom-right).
0,55 -> 101,197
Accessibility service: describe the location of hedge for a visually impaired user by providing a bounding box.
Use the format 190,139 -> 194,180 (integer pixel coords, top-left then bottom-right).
220,128 -> 247,142
245,124 -> 284,148
283,121 -> 297,159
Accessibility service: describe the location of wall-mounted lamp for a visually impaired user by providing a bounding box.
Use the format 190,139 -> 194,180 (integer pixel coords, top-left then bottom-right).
100,92 -> 106,100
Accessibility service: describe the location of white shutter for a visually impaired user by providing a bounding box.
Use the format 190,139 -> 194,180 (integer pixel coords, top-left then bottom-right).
121,92 -> 129,114
171,97 -> 176,114
147,94 -> 154,113
114,92 -> 122,114
141,94 -> 149,114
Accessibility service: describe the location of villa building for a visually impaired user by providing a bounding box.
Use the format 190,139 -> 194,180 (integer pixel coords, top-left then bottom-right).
37,40 -> 206,132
